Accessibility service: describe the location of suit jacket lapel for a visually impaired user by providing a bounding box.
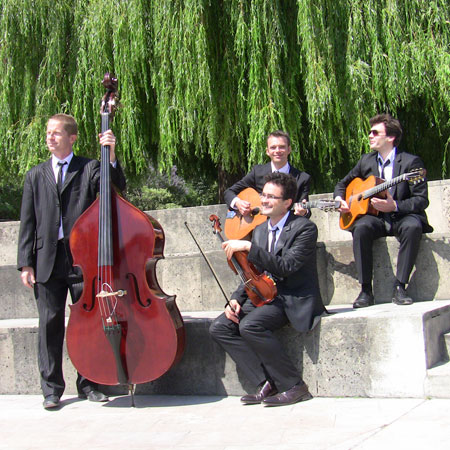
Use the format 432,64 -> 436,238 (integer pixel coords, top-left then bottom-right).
391,152 -> 403,198
254,222 -> 269,251
370,152 -> 379,177
43,159 -> 58,198
61,156 -> 82,194
273,212 -> 294,254
393,152 -> 402,178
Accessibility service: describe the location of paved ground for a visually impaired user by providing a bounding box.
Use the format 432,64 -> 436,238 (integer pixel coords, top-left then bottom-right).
0,395 -> 449,449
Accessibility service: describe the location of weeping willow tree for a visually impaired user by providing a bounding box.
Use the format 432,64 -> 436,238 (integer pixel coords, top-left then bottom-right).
0,0 -> 449,209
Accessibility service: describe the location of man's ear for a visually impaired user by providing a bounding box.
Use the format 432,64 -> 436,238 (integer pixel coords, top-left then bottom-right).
70,134 -> 78,145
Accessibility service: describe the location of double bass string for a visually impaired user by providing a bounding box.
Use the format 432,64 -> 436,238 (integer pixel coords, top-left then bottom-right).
97,110 -> 118,327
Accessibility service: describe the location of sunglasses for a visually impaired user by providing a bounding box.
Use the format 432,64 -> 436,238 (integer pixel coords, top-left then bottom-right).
368,129 -> 386,137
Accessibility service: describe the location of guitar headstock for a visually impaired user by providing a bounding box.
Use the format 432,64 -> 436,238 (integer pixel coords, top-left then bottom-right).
315,199 -> 341,212
406,168 -> 426,185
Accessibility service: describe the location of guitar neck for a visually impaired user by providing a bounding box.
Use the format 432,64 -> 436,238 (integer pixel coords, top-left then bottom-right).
362,173 -> 408,199
293,200 -> 339,210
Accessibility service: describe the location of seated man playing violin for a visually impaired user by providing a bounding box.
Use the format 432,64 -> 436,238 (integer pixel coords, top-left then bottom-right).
334,113 -> 433,308
224,130 -> 312,218
209,172 -> 325,406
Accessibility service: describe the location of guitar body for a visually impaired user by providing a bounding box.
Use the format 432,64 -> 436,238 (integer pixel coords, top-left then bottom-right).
225,187 -> 340,239
224,188 -> 267,240
339,175 -> 386,230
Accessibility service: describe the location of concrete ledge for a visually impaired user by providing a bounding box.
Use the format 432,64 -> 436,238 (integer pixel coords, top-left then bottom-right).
1,301 -> 450,398
2,180 -> 449,314
320,232 -> 450,305
2,231 -> 449,320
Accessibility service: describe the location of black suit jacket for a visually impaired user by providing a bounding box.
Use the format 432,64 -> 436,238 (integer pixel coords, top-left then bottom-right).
17,156 -> 126,283
334,150 -> 433,233
230,212 -> 325,332
224,163 -> 311,210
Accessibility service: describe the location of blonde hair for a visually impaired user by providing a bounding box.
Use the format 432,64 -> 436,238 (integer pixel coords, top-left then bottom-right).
48,114 -> 78,136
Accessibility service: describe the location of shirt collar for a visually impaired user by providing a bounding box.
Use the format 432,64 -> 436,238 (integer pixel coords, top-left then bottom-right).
271,162 -> 290,174
52,152 -> 74,170
378,148 -> 396,165
268,211 -> 290,231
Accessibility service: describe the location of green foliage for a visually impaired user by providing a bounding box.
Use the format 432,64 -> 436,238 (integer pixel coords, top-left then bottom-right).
0,0 -> 449,206
125,166 -> 218,211
0,176 -> 23,220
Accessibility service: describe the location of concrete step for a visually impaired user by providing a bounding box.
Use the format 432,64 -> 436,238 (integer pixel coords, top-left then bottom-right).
1,300 -> 450,398
2,179 -> 449,314
2,232 -> 449,320
445,332 -> 450,355
425,362 -> 450,398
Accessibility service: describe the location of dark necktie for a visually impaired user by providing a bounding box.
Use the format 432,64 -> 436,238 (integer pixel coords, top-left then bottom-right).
380,159 -> 390,179
269,228 -> 278,253
57,161 -> 67,193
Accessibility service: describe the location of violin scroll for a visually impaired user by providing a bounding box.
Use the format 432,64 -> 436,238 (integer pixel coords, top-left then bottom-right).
209,214 -> 222,234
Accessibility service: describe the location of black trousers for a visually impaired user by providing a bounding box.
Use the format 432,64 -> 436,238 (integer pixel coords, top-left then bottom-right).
209,297 -> 302,393
34,241 -> 95,398
352,213 -> 423,285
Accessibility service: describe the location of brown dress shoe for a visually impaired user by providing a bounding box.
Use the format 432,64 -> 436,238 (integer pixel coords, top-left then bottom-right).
240,381 -> 278,405
262,382 -> 312,407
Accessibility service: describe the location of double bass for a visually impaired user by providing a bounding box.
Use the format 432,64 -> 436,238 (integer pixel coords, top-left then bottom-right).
66,74 -> 185,401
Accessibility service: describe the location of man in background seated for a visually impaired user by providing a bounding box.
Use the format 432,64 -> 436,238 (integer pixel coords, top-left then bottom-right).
224,130 -> 312,218
334,113 -> 432,308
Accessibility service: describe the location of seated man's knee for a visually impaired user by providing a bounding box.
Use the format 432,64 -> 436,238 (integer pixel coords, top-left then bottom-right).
209,319 -> 223,341
400,220 -> 423,241
239,316 -> 262,341
352,221 -> 372,240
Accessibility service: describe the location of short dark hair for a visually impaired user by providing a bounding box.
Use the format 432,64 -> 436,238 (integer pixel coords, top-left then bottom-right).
369,113 -> 402,147
267,130 -> 291,147
48,114 -> 78,136
264,172 -> 297,204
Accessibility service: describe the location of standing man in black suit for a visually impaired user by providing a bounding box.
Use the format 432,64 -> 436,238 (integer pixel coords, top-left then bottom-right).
17,113 -> 126,409
210,172 -> 325,406
334,113 -> 433,308
224,130 -> 312,217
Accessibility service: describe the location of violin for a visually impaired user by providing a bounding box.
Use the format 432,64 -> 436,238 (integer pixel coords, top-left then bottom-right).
209,214 -> 276,307
66,74 -> 185,404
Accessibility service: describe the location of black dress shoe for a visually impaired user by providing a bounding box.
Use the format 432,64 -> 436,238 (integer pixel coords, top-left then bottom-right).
353,290 -> 374,309
392,285 -> 413,305
43,394 -> 60,409
78,389 -> 109,402
240,381 -> 278,405
262,382 -> 312,407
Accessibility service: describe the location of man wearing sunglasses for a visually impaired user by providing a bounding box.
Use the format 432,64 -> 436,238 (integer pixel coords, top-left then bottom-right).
224,130 -> 312,218
210,172 -> 325,406
334,113 -> 433,308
